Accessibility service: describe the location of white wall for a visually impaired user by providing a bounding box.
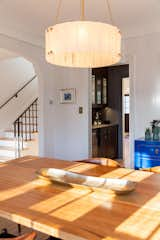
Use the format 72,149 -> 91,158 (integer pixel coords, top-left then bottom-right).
36,64 -> 89,160
123,32 -> 160,167
0,78 -> 38,131
0,56 -> 38,131
0,57 -> 35,105
53,67 -> 89,160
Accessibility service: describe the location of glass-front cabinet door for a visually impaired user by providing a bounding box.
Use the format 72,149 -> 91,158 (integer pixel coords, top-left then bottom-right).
102,77 -> 107,104
96,78 -> 102,104
92,70 -> 108,106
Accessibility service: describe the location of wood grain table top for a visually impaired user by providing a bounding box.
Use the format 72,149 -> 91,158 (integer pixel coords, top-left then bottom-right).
0,156 -> 159,240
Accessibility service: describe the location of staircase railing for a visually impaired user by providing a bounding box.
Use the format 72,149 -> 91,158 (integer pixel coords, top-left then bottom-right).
14,98 -> 38,157
0,75 -> 37,110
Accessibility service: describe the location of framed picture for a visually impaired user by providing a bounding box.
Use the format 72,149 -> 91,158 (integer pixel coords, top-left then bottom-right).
59,88 -> 76,104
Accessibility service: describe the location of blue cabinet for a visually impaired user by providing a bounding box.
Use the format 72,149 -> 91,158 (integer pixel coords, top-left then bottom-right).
135,138 -> 160,169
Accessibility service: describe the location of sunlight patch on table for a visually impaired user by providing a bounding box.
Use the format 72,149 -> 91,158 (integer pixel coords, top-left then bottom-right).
29,188 -> 91,214
116,193 -> 160,239
49,195 -> 102,221
101,168 -> 153,182
100,168 -> 134,178
0,179 -> 50,201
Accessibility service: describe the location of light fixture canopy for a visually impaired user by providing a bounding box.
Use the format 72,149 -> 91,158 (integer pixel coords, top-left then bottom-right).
45,1 -> 121,68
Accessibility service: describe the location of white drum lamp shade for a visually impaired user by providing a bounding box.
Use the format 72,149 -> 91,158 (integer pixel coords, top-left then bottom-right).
46,21 -> 121,68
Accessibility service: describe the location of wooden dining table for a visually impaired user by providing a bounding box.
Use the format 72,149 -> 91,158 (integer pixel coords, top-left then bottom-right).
0,156 -> 159,240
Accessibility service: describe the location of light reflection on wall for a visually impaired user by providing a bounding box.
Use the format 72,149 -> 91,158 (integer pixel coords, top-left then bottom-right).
152,95 -> 160,106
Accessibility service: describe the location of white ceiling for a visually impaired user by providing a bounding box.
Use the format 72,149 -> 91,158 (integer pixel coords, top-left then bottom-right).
0,0 -> 159,47
0,48 -> 17,60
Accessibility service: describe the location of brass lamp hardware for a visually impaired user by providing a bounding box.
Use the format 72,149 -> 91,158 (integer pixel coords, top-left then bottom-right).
155,149 -> 159,155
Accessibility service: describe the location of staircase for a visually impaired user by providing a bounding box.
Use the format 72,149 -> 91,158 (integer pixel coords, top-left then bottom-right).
0,98 -> 38,163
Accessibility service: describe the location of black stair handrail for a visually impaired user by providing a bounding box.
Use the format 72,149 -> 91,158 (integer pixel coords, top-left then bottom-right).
14,98 -> 38,150
0,75 -> 37,110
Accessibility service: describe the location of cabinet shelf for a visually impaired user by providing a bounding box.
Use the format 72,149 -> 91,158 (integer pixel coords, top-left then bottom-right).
92,104 -> 107,109
92,125 -> 118,159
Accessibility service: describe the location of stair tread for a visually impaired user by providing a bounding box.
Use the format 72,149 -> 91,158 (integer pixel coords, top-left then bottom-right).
0,146 -> 17,151
0,156 -> 13,160
5,130 -> 14,133
5,130 -> 38,133
22,123 -> 37,125
23,109 -> 38,112
0,146 -> 28,151
20,131 -> 38,133
0,137 -> 15,141
0,136 -> 35,143
24,139 -> 35,141
22,116 -> 38,118
0,156 -> 14,162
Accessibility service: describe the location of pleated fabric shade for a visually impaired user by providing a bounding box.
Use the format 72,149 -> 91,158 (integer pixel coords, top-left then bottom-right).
45,21 -> 121,68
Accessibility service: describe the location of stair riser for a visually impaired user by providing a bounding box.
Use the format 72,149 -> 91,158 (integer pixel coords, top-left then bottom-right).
14,125 -> 38,132
0,159 -> 12,163
21,125 -> 38,132
4,132 -> 36,140
21,111 -> 39,118
27,106 -> 38,110
19,118 -> 38,124
0,150 -> 16,157
0,140 -> 27,148
4,132 -> 14,138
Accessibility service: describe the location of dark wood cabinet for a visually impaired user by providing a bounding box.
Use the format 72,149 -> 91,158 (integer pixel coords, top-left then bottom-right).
92,125 -> 118,159
92,129 -> 98,157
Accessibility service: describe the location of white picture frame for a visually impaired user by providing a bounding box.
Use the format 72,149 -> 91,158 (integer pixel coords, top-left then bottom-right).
59,88 -> 76,104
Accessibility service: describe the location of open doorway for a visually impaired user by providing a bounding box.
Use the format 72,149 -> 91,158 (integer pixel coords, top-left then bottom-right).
122,78 -> 130,165
91,65 -> 129,164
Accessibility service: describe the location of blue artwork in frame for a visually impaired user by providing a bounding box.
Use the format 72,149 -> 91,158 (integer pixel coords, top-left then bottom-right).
60,88 -> 76,104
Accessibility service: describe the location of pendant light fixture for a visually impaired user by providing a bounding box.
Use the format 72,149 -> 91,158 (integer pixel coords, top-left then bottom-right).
45,0 -> 121,68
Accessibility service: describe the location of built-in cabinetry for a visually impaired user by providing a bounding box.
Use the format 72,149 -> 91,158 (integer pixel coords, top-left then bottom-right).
92,125 -> 118,159
135,139 -> 160,169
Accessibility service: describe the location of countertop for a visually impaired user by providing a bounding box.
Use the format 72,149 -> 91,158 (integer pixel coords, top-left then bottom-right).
92,123 -> 118,129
